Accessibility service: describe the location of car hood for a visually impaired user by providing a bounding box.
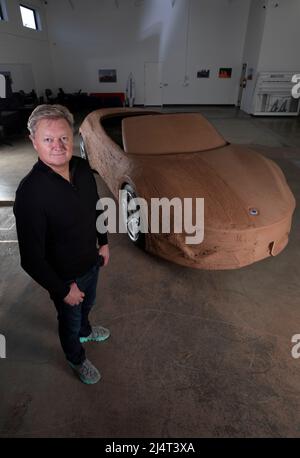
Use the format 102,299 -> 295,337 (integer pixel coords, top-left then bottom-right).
132,144 -> 296,231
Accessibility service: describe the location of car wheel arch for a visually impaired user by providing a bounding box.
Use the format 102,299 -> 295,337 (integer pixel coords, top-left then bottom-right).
79,134 -> 99,175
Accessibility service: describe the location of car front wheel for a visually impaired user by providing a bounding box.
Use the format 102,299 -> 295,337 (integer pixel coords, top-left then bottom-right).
79,135 -> 87,160
121,184 -> 145,248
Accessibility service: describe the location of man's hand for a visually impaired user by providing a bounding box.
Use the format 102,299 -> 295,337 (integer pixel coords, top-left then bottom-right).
64,282 -> 85,306
99,244 -> 109,267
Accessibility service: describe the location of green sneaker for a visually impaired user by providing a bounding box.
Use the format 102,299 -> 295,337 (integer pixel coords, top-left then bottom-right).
68,358 -> 101,385
79,326 -> 110,343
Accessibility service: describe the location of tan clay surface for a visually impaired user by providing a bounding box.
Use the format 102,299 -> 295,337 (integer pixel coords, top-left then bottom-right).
122,113 -> 227,154
79,108 -> 296,270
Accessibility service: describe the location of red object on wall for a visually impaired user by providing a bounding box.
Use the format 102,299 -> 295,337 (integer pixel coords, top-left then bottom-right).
89,92 -> 125,105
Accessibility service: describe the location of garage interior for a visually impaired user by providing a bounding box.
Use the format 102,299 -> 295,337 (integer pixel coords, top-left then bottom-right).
0,0 -> 300,438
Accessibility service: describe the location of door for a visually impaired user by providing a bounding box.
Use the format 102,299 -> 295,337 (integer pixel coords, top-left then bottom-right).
144,62 -> 163,106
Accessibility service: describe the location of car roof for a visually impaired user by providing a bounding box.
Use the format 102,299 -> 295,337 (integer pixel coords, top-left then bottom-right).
122,113 -> 226,154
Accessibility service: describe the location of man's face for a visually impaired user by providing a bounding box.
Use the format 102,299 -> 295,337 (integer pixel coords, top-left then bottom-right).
30,118 -> 73,168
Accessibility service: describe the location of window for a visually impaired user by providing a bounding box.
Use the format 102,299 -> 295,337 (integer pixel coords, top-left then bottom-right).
20,4 -> 38,30
0,0 -> 8,21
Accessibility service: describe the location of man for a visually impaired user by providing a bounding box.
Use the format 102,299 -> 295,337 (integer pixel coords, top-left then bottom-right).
14,104 -> 109,385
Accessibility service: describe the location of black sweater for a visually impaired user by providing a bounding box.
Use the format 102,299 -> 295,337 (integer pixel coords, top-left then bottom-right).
13,156 -> 108,300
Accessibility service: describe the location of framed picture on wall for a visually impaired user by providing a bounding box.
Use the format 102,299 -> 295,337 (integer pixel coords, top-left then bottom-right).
247,68 -> 254,81
99,69 -> 117,83
197,69 -> 210,78
219,68 -> 232,79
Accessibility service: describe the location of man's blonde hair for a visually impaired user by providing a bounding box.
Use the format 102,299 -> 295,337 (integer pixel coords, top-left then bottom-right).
27,104 -> 74,136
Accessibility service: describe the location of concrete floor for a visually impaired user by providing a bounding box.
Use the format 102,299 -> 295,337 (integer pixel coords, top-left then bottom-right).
0,107 -> 300,438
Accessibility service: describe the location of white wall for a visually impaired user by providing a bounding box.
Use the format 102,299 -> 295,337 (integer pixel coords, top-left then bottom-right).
241,0 -> 300,113
3,0 -> 297,107
240,0 -> 267,113
0,0 -> 54,96
45,0 -> 251,105
258,0 -> 300,71
161,0 -> 251,105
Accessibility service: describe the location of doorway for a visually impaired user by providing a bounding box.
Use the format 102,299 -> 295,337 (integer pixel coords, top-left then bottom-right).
144,62 -> 164,106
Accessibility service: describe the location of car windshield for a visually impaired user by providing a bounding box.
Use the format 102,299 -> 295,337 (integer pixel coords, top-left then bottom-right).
100,112 -> 159,149
122,113 -> 226,155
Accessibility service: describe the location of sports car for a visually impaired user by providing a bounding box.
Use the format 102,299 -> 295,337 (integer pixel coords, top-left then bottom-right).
79,108 -> 296,269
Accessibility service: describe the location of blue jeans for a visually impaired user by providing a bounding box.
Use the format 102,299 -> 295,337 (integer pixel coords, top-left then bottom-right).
53,256 -> 102,365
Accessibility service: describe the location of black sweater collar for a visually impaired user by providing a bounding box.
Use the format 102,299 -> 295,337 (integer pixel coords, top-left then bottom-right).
36,157 -> 78,181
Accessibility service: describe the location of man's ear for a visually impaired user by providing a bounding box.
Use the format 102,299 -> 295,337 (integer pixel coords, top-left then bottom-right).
29,134 -> 36,148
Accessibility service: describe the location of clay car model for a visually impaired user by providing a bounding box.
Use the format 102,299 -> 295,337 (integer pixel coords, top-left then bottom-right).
79,108 -> 296,269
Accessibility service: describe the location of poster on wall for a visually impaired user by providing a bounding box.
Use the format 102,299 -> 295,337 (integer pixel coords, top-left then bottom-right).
247,68 -> 254,81
219,68 -> 232,78
99,69 -> 117,83
197,69 -> 210,78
